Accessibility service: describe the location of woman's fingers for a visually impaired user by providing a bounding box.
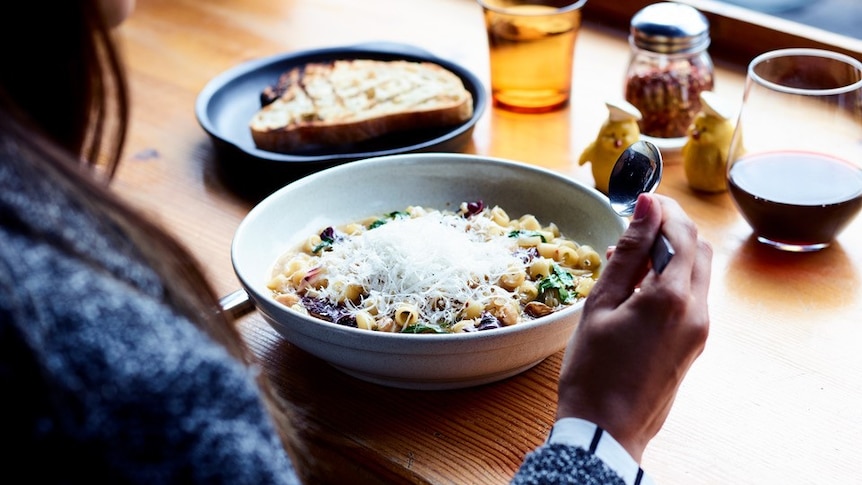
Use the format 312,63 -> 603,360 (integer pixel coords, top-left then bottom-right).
591,193 -> 662,308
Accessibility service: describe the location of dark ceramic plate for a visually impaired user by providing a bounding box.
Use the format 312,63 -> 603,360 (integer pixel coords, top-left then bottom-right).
195,42 -> 487,197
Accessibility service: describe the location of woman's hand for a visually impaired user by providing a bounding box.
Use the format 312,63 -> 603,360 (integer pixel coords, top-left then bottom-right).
556,193 -> 713,462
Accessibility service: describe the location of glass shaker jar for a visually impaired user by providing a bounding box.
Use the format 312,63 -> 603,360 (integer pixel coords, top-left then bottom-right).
624,2 -> 714,147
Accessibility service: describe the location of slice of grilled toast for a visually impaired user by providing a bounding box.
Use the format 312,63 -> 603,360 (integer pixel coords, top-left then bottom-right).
249,59 -> 474,152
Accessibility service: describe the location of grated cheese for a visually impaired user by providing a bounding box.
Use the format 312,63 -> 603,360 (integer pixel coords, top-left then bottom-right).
312,211 -> 523,326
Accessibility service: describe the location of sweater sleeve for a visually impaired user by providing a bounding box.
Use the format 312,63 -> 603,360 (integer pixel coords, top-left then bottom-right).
512,443 -> 627,485
511,418 -> 655,485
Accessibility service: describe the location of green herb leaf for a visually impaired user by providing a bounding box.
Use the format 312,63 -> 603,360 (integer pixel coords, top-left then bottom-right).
369,211 -> 409,229
508,229 -> 547,243
537,263 -> 577,304
312,229 -> 338,254
401,322 -> 448,334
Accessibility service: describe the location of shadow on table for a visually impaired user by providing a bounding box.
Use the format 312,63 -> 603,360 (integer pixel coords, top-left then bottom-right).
724,234 -> 858,310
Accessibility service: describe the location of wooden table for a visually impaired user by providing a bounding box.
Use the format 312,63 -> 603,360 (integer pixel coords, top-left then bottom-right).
115,0 -> 862,483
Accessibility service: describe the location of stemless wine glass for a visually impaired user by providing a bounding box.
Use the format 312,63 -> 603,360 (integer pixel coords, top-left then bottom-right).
726,48 -> 862,252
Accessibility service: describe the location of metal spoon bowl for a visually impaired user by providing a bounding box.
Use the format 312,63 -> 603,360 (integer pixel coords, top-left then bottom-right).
607,140 -> 675,273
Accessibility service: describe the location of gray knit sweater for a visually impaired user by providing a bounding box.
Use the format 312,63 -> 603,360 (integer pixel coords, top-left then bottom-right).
513,443 -> 627,484
0,136 -> 300,483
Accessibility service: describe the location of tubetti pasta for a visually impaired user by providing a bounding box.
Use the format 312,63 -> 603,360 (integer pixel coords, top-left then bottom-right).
266,201 -> 602,334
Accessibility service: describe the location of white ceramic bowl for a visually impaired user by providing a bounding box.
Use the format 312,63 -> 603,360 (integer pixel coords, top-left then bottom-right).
232,153 -> 626,390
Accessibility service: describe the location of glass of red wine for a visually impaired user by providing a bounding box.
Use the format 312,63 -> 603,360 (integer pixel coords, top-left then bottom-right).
726,48 -> 862,252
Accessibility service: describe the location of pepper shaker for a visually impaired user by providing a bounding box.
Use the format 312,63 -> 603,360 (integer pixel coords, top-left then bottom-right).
624,2 -> 714,149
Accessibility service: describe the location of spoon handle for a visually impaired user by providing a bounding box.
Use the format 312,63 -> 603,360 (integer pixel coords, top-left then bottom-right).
219,288 -> 256,319
651,234 -> 675,274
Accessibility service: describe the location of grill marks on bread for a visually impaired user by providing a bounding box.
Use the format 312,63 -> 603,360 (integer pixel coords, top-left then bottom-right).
250,59 -> 473,152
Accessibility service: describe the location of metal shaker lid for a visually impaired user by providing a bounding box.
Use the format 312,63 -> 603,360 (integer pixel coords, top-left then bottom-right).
630,2 -> 710,54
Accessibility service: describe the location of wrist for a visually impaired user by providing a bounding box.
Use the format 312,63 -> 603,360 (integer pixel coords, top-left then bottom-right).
556,403 -> 648,462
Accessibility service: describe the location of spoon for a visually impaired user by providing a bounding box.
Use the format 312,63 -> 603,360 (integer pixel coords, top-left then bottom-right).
607,140 -> 675,274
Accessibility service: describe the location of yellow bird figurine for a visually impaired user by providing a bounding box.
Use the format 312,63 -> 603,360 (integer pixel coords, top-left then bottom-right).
682,91 -> 735,193
578,100 -> 642,195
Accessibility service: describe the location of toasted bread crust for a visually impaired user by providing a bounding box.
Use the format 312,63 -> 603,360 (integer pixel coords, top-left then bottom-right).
249,59 -> 474,152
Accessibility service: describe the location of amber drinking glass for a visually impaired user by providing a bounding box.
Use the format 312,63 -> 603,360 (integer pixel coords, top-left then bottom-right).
477,0 -> 586,113
726,48 -> 862,252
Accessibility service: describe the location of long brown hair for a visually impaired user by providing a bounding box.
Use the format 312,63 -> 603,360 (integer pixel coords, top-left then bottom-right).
0,1 -> 309,479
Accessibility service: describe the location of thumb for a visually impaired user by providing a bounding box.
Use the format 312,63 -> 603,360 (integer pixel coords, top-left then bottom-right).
591,194 -> 662,306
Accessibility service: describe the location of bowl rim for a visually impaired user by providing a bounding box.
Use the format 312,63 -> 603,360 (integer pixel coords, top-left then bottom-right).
231,152 -> 624,342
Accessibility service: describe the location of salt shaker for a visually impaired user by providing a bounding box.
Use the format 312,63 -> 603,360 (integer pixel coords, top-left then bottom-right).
624,2 -> 714,147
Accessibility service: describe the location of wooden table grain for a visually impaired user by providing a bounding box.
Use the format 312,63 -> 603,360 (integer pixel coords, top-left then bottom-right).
115,0 -> 862,483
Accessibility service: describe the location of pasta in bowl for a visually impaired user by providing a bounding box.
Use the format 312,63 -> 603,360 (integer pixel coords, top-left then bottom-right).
267,201 -> 602,334
232,153 -> 626,389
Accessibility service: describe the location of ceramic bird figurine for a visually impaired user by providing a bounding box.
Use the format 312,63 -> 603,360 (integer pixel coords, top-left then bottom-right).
682,91 -> 736,193
578,100 -> 642,195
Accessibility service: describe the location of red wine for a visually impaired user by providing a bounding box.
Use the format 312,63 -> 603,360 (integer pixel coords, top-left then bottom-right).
728,151 -> 862,247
